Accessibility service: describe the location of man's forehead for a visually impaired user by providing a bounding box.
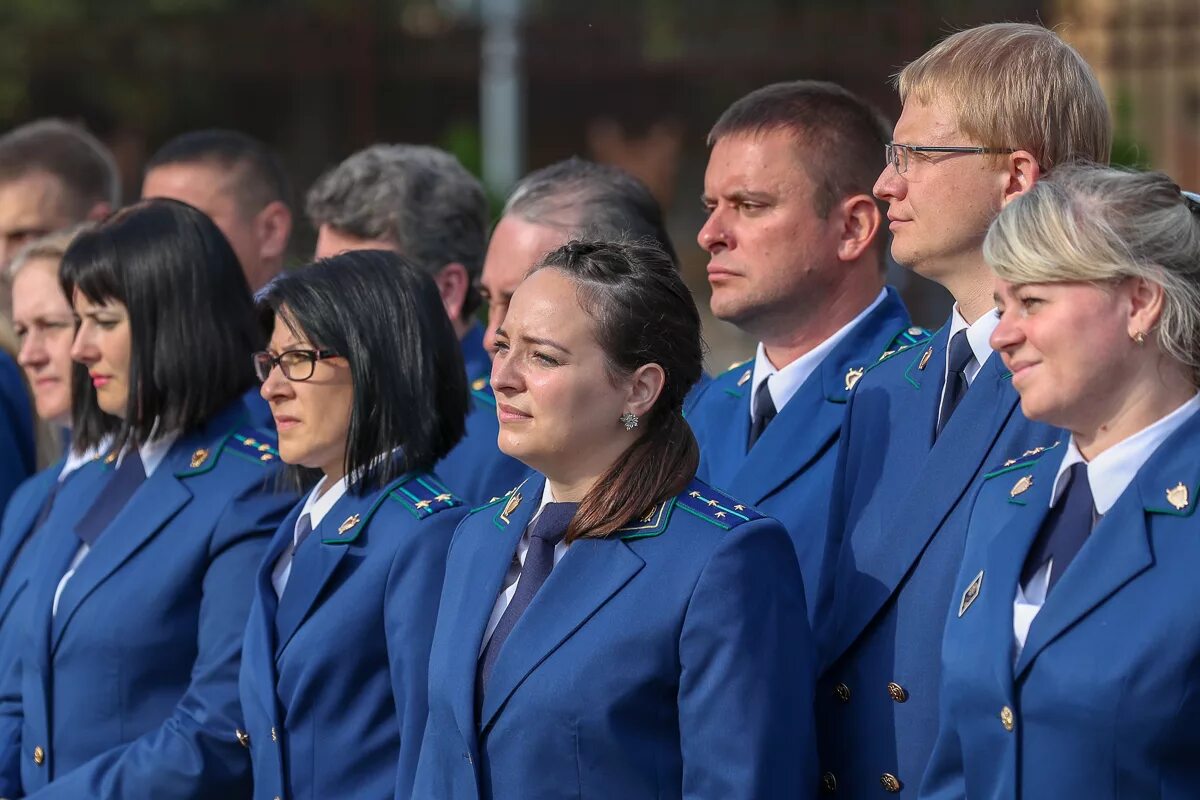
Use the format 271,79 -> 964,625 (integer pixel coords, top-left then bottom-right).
0,170 -> 70,221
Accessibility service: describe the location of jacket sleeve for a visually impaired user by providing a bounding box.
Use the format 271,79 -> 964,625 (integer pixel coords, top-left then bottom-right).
678,517 -> 817,799
0,625 -> 24,798
24,479 -> 295,800
386,511 -> 456,800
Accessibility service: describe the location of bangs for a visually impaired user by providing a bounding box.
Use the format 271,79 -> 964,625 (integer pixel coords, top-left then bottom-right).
59,225 -> 125,308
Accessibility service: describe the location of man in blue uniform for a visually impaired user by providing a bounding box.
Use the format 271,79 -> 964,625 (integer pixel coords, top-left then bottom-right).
306,144 -> 525,504
813,24 -> 1113,796
686,81 -> 917,618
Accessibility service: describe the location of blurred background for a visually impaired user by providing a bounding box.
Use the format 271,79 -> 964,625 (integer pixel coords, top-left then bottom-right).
0,0 -> 1183,369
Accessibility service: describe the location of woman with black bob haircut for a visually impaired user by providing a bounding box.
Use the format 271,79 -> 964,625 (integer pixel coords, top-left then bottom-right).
240,248 -> 470,800
0,198 -> 296,799
414,240 -> 816,799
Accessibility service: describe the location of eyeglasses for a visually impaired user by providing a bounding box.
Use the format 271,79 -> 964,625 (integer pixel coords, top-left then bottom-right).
885,142 -> 1016,175
252,349 -> 339,383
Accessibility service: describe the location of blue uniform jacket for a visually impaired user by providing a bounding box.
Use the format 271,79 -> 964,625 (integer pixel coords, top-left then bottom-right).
687,288 -> 916,618
239,471 -> 466,800
0,352 -> 35,521
812,321 -> 1058,796
413,474 -> 816,800
435,328 -> 530,507
922,412 -> 1200,799
0,400 -> 297,799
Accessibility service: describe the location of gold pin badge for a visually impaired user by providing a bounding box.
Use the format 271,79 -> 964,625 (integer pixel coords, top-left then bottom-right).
958,570 -> 984,617
1167,482 -> 1190,511
918,347 -> 933,371
736,369 -> 751,388
845,367 -> 865,391
190,449 -> 209,469
472,377 -> 486,392
1010,475 -> 1034,498
104,451 -> 118,464
337,514 -> 361,535
501,492 -> 522,523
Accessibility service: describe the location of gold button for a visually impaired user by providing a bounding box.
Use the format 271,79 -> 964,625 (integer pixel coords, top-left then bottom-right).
270,726 -> 277,742
32,745 -> 44,766
833,683 -> 851,703
235,729 -> 250,748
880,773 -> 902,793
1000,705 -> 1015,732
887,682 -> 908,703
821,771 -> 837,792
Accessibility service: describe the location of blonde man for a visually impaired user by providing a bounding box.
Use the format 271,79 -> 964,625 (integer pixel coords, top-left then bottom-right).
813,23 -> 1112,796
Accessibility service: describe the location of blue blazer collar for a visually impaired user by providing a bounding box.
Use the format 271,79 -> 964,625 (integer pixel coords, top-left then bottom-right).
0,466 -> 59,586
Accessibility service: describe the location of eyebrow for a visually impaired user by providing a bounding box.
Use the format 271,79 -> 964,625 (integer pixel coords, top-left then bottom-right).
702,189 -> 775,205
495,327 -> 572,355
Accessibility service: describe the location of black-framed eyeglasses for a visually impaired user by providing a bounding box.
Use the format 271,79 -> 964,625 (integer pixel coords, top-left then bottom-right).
885,142 -> 1016,175
252,349 -> 340,383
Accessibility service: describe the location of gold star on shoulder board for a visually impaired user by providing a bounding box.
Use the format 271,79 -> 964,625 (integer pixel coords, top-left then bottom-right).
734,504 -> 746,512
706,499 -> 719,507
434,493 -> 453,503
190,448 -> 209,469
415,500 -> 432,510
1010,475 -> 1034,498
714,511 -> 727,519
337,514 -> 361,535
689,491 -> 701,499
472,377 -> 486,391
1167,482 -> 1190,511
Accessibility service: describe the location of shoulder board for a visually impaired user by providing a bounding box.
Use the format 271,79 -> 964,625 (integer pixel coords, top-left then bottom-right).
470,374 -> 496,408
719,357 -> 753,377
887,325 -> 933,352
711,357 -> 753,395
176,426 -> 280,477
669,478 -> 765,533
868,335 -> 931,371
473,481 -> 522,514
384,473 -> 465,521
983,439 -> 1063,480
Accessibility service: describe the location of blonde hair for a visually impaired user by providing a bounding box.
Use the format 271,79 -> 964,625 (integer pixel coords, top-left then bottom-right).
984,164 -> 1200,387
8,224 -> 91,279
897,23 -> 1112,171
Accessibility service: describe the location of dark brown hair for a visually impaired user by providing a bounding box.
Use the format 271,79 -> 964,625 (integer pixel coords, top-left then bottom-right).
531,239 -> 704,542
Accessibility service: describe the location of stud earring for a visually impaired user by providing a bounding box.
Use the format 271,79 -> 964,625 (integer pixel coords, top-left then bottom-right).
1132,330 -> 1146,345
620,412 -> 639,431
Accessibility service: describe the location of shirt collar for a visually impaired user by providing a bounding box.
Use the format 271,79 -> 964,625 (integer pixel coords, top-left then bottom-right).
1050,392 -> 1200,514
114,430 -> 180,479
60,436 -> 110,482
947,303 -> 1000,381
750,288 -> 887,416
298,472 -> 352,541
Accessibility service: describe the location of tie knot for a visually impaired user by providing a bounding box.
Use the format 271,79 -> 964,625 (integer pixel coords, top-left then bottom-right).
530,502 -> 578,545
948,329 -> 974,373
1063,462 -> 1094,506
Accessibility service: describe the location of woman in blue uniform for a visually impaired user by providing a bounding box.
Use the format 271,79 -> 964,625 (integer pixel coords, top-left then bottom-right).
922,166 -> 1200,798
413,240 -> 815,800
0,198 -> 296,799
239,250 -> 470,800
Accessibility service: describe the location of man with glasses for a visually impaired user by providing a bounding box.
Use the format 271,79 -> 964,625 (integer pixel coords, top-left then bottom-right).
687,80 -> 920,621
812,23 -> 1112,796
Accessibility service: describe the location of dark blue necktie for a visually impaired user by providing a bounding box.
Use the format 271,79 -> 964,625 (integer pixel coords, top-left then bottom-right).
478,501 -> 577,693
75,449 -> 146,546
936,330 -> 974,439
748,377 -> 777,449
1021,463 -> 1095,594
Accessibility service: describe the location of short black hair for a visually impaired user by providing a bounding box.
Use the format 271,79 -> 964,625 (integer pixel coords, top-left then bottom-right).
61,198 -> 260,452
0,118 -> 120,215
257,249 -> 468,494
145,128 -> 291,214
709,81 -> 890,220
504,157 -> 679,266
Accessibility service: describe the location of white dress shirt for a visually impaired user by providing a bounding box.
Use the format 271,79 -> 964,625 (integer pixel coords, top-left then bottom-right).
479,480 -> 571,654
53,432 -> 180,616
749,288 -> 888,419
272,473 -> 350,598
1012,392 -> 1200,658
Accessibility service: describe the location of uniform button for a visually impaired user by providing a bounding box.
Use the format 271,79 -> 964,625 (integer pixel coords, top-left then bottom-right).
1000,705 -> 1015,732
880,773 -> 902,792
235,729 -> 250,748
32,746 -> 44,766
821,771 -> 837,792
886,682 -> 908,703
833,683 -> 851,703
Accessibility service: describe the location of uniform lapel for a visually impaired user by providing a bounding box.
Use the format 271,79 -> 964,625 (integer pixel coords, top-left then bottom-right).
730,291 -> 912,505
693,380 -> 752,490
244,502 -> 300,725
272,487 -> 375,657
0,468 -> 57,588
1013,412 -> 1200,678
50,448 -> 192,653
443,478 -> 538,750
479,533 -> 645,732
826,348 -> 1023,666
